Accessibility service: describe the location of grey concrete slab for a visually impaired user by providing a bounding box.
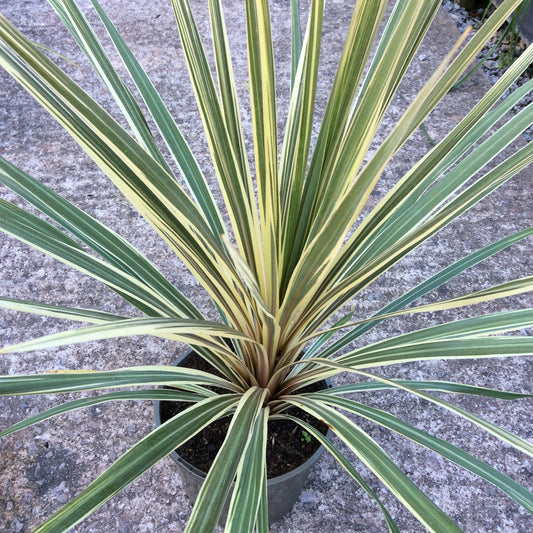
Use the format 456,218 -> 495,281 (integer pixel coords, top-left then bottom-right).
0,1 -> 532,532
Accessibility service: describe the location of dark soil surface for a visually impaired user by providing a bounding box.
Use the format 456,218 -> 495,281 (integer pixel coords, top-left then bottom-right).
159,351 -> 329,479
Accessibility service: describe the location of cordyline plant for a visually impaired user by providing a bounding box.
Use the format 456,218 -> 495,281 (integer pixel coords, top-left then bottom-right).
0,0 -> 532,531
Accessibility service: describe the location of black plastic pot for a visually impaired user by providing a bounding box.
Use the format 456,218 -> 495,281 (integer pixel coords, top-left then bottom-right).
154,351 -> 331,525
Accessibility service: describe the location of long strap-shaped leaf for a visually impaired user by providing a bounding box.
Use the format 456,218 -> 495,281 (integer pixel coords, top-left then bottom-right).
280,335 -> 533,395
280,0 -> 389,285
279,0 -> 324,285
279,0 -> 325,212
286,112 -> 533,340
32,394 -> 240,533
324,380 -> 533,401
0,16 -> 254,331
0,301 -> 252,388
339,308 -> 533,353
287,306 -> 533,380
300,279 -> 533,346
331,0 -> 529,270
0,155 -> 202,319
226,404 -> 269,533
185,387 -> 268,532
74,0 -> 226,241
0,297 -> 124,324
342,370 -> 533,458
289,0 -> 302,92
338,337 -> 533,370
208,0 -> 250,200
315,228 -> 533,359
88,0 -> 224,236
0,366 -> 237,396
255,469 -> 269,533
47,0 -> 173,175
170,0 -> 263,285
307,393 -> 533,513
341,31 -> 533,278
0,389 -> 206,438
306,0 -> 441,240
352,102 -> 533,269
0,317 -> 254,387
0,316 -> 247,354
280,0 -> 532,333
0,199 -> 178,317
284,395 -> 462,533
296,140 -> 533,339
310,27 -> 471,280
244,0 -> 279,311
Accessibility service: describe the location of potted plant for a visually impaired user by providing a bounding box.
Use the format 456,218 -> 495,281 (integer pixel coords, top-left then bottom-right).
0,0 -> 532,531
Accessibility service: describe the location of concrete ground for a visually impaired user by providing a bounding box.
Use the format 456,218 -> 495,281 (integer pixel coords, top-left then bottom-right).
0,1 -> 532,532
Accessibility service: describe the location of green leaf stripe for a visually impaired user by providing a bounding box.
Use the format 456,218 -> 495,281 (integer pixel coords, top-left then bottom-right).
340,336 -> 533,369
48,0 -> 174,175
